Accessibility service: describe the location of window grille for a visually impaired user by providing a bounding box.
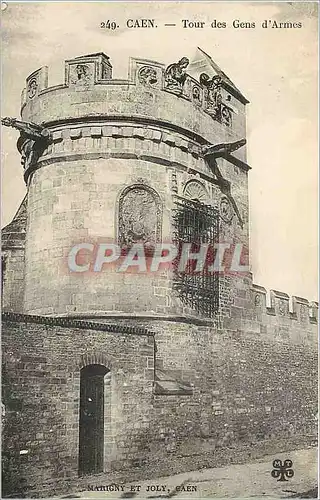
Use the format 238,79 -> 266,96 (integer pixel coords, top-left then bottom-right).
172,196 -> 219,317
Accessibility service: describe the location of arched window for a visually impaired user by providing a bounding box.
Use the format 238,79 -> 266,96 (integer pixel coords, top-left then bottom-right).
118,184 -> 162,246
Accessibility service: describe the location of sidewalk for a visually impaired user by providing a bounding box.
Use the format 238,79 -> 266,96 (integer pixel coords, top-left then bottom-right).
64,447 -> 317,499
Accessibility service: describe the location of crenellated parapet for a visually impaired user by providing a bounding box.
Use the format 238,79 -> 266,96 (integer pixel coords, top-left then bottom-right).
14,53 -> 250,221
252,283 -> 318,325
20,52 -> 247,147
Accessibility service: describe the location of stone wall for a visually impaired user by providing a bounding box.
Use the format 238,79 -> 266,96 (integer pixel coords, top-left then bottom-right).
2,310 -> 317,497
150,324 -> 317,473
2,314 -> 154,497
1,197 -> 27,312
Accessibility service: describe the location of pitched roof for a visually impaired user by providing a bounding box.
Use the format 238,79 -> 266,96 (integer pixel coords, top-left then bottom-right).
2,195 -> 27,249
189,47 -> 249,104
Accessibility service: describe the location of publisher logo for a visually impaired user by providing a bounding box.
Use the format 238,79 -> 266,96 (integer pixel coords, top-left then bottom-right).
271,459 -> 294,482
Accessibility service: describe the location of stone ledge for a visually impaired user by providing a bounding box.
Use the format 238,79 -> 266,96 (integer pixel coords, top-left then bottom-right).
41,312 -> 222,328
27,151 -> 213,189
46,123 -> 201,155
2,311 -> 154,337
22,118 -> 249,184
153,369 -> 193,396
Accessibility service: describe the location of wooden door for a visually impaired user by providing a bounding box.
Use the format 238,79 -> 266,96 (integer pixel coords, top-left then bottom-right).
79,364 -> 108,475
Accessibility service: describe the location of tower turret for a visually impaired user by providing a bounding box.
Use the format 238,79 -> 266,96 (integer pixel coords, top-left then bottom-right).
10,51 -> 250,318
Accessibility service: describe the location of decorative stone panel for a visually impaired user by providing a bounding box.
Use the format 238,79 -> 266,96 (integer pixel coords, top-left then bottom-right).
118,184 -> 162,246
65,53 -> 112,88
183,180 -> 209,203
25,66 -> 48,103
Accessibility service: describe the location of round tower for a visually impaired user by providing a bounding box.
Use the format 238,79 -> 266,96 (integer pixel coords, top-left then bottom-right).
18,51 -> 250,318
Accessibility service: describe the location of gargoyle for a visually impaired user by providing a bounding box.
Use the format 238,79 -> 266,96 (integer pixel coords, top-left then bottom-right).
1,117 -> 51,139
202,139 -> 246,227
1,117 -> 52,173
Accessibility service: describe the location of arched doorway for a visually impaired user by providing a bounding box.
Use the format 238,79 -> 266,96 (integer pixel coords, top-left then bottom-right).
78,364 -> 109,475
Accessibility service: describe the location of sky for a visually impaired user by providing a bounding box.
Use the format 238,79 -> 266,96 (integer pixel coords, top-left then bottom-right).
1,1 -> 318,301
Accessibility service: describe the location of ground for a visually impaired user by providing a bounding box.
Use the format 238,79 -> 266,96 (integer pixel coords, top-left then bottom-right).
59,447 -> 318,499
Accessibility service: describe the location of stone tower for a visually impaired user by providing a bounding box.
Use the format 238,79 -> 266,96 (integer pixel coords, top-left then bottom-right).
5,51 -> 250,320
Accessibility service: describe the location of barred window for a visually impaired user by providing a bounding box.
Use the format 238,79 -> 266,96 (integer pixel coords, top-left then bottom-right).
172,196 -> 219,317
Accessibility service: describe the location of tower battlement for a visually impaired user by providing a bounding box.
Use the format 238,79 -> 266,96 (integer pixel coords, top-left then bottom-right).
252,285 -> 318,324
21,52 -> 247,152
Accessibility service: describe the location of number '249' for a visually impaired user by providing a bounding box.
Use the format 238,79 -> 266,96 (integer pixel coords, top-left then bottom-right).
100,21 -> 118,30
